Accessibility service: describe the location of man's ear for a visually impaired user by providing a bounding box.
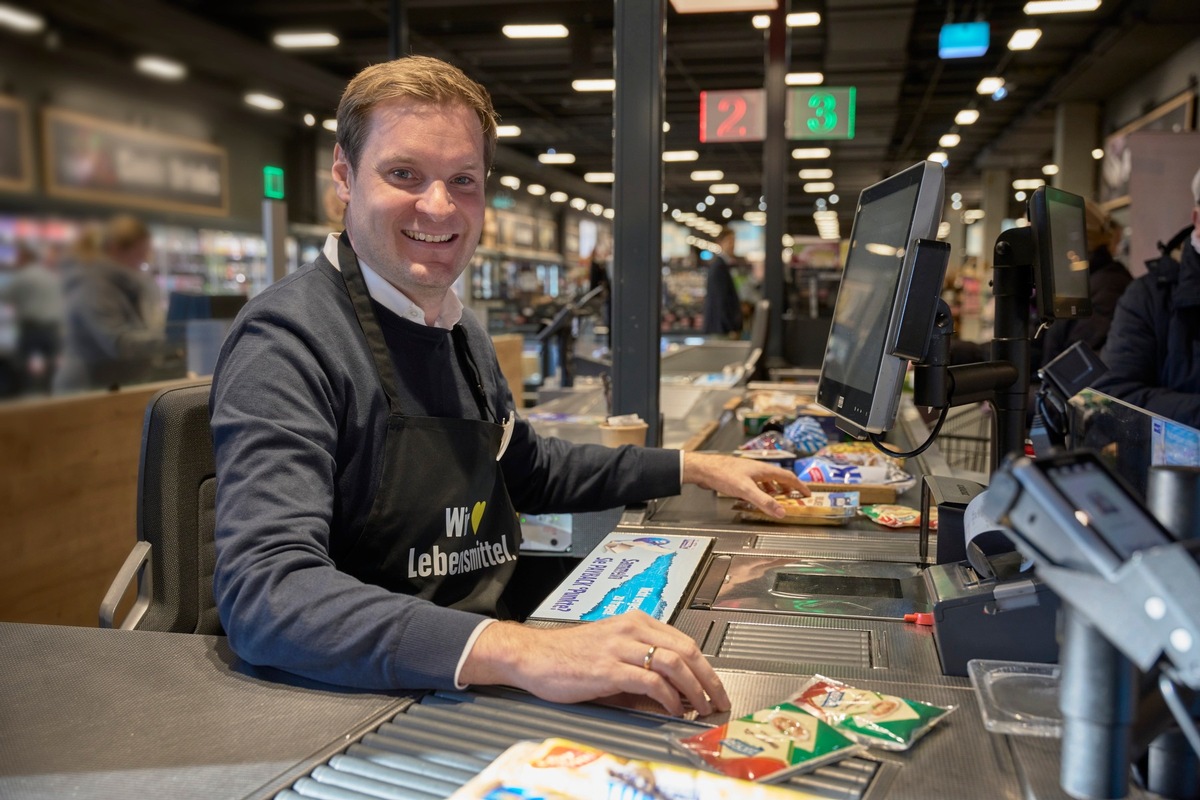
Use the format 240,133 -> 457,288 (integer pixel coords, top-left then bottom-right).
332,144 -> 353,204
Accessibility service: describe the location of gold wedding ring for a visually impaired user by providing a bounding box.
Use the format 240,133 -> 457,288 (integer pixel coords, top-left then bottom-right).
643,645 -> 657,670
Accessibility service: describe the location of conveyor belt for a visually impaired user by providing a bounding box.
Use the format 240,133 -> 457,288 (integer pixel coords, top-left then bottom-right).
275,689 -> 882,799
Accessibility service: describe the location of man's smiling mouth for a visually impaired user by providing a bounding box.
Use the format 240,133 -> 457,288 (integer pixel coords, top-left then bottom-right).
404,231 -> 454,243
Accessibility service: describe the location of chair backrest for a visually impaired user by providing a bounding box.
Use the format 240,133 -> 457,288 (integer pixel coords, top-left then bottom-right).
132,381 -> 220,634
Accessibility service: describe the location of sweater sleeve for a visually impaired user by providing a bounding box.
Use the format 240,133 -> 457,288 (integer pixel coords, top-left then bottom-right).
210,296 -> 489,691
1096,279 -> 1200,428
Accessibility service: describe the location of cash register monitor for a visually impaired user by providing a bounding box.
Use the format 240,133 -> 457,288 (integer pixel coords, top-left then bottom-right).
1030,185 -> 1090,322
816,161 -> 945,434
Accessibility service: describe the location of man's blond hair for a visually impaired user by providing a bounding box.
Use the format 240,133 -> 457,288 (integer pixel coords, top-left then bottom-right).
336,55 -> 499,173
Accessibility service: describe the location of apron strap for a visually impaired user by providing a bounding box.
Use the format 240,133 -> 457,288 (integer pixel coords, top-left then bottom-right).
452,324 -> 499,424
337,232 -> 404,408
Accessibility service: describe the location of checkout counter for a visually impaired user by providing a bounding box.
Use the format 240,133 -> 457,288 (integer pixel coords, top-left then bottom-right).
6,386 -> 1169,800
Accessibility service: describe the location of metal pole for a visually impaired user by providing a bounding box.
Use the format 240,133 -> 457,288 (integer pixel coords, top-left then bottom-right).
612,0 -> 665,444
762,0 -> 789,364
389,0 -> 408,59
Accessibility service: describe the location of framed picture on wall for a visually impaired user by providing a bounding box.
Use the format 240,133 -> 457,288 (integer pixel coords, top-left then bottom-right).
1101,89 -> 1196,210
0,95 -> 34,193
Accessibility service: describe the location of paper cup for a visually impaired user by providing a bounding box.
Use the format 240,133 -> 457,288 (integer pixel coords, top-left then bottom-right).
600,422 -> 648,448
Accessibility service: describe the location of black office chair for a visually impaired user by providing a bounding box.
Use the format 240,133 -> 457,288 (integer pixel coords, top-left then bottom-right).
100,380 -> 222,634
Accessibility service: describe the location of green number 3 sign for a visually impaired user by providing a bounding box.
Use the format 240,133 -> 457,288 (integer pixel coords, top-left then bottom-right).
807,92 -> 838,133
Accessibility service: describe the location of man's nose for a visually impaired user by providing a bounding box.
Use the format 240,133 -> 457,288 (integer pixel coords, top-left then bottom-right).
416,181 -> 455,219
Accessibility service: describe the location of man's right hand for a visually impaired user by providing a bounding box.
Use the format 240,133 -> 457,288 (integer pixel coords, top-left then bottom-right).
458,611 -> 730,717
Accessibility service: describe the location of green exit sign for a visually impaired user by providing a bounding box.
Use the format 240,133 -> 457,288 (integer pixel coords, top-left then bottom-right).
788,87 -> 856,140
263,165 -> 285,200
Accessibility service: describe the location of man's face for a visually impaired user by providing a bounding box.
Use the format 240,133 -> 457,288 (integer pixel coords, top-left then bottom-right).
332,98 -> 487,307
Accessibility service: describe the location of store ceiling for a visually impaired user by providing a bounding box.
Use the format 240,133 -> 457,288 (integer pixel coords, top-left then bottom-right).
21,0 -> 1200,238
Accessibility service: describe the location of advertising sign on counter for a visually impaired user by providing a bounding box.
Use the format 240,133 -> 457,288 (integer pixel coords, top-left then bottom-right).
43,107 -> 229,216
0,95 -> 34,193
528,532 -> 713,624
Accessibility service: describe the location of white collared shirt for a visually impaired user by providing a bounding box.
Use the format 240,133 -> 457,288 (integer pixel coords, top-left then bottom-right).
322,233 -> 463,329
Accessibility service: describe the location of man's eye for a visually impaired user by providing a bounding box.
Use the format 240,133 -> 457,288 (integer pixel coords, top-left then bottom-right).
390,169 -> 413,180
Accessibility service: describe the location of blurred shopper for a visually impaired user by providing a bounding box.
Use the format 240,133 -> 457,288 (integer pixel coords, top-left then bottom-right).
1039,200 -> 1132,369
55,215 -> 165,393
210,55 -> 807,713
0,241 -> 63,394
702,227 -> 743,337
1096,167 -> 1200,427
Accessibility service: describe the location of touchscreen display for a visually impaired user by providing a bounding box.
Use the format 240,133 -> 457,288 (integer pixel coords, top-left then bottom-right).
1045,188 -> 1089,314
1044,459 -> 1169,559
821,181 -> 920,396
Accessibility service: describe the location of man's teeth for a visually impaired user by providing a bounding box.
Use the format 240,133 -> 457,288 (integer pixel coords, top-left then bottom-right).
406,231 -> 452,243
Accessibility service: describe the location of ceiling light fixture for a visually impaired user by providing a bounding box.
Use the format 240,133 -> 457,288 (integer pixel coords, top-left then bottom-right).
538,152 -> 576,164
584,172 -> 615,183
1092,148 -> 1105,160
135,55 -> 187,81
792,147 -> 831,159
571,78 -> 615,92
0,4 -> 44,33
798,168 -> 833,180
244,92 -> 284,111
691,170 -> 724,181
939,133 -> 961,148
498,175 -> 521,190
751,12 -> 821,29
550,192 -> 568,203
1023,0 -> 1100,14
272,31 -> 340,48
1042,164 -> 1059,176
1008,28 -> 1042,50
501,24 -> 568,38
527,184 -> 546,196
303,113 -> 316,127
1013,178 -> 1045,190
663,150 -> 699,162
928,151 -> 949,165
785,72 -> 824,86
803,182 -> 835,193
496,125 -> 521,137
955,109 -> 980,125
976,76 -> 1005,95
322,119 -> 337,132
710,183 -> 739,194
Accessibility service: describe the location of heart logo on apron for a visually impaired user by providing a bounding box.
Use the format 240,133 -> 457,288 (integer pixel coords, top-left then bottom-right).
471,501 -> 487,534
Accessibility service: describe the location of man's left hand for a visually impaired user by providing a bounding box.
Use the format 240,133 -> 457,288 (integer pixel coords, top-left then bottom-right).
681,452 -> 809,518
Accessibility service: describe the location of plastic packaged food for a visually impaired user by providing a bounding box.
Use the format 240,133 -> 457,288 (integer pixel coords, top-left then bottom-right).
815,442 -> 904,468
790,675 -> 955,751
733,490 -> 859,525
782,416 -> 829,456
671,702 -> 864,783
739,431 -> 794,452
860,504 -> 926,528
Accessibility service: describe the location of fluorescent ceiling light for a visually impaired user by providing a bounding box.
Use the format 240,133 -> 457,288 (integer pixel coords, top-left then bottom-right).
322,119 -> 337,132
663,150 -> 699,162
964,209 -> 986,222
549,192 -> 569,203
571,79 -> 615,92
663,121 -> 671,132
587,203 -> 604,216
501,24 -> 568,38
527,184 -> 547,196
804,182 -> 835,193
135,55 -> 186,81
496,125 -> 521,137
798,168 -> 832,179
785,72 -> 824,86
1013,178 -> 1045,190
272,31 -> 340,48
603,208 -> 615,219
1042,164 -> 1059,176
928,151 -> 949,164
752,12 -> 821,28
976,76 -> 1005,95
538,152 -> 575,164
672,0 -> 776,13
792,147 -> 831,159
244,92 -> 284,111
0,4 -> 44,33
710,183 -> 739,194
303,113 -> 316,126
744,210 -> 767,223
1023,0 -> 1100,13
939,133 -> 961,148
1008,28 -> 1042,50
1091,148 -> 1104,160
569,197 -> 587,210
691,170 -> 724,181
955,109 -> 980,125
499,175 -> 521,190
584,172 -> 615,183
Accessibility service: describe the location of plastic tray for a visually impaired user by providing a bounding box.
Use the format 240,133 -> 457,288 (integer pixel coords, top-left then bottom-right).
967,659 -> 1062,737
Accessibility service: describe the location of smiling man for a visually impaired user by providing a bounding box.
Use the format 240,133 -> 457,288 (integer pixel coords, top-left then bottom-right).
210,55 -> 804,715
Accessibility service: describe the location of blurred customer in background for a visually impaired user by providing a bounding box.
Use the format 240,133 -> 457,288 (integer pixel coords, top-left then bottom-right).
55,215 -> 166,393
1039,199 -> 1132,369
1095,166 -> 1200,427
0,241 -> 64,395
702,227 -> 743,337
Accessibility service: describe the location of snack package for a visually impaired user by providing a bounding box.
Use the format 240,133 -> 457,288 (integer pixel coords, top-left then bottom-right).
733,490 -> 859,525
793,457 -> 914,493
861,504 -> 925,529
782,416 -> 829,456
448,737 -> 826,800
791,675 -> 955,751
739,431 -> 794,452
815,442 -> 904,468
671,702 -> 864,783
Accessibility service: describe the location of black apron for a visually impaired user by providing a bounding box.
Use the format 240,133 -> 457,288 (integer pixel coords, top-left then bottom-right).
332,233 -> 521,616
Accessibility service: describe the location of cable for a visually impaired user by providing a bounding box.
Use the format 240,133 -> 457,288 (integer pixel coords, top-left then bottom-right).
870,400 -> 951,459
